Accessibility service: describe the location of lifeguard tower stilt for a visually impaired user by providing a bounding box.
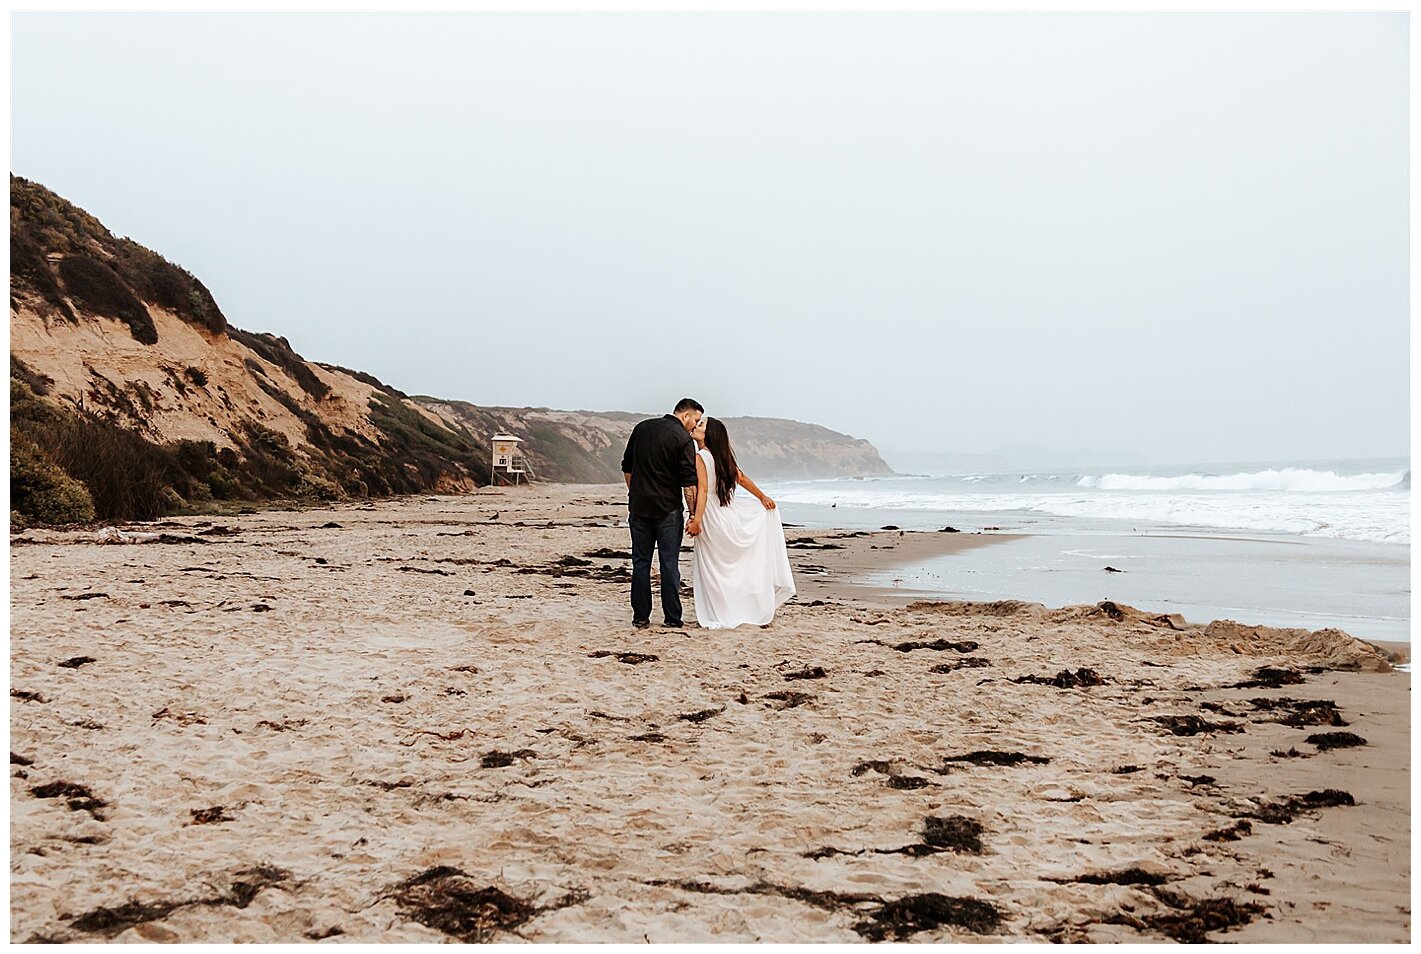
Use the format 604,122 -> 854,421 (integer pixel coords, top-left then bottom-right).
490,434 -> 536,486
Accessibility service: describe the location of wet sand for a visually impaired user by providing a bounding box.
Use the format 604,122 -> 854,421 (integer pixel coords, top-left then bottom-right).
8,484 -> 1410,942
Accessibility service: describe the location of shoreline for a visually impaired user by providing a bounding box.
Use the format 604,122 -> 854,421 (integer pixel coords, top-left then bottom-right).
786,524 -> 1411,666
9,483 -> 1410,942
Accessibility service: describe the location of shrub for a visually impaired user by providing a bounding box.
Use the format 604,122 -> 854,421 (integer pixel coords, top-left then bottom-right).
296,472 -> 342,500
229,328 -> 329,400
184,366 -> 208,387
11,176 -> 228,335
11,432 -> 96,524
57,255 -> 156,344
158,486 -> 186,512
9,230 -> 75,322
41,414 -> 179,521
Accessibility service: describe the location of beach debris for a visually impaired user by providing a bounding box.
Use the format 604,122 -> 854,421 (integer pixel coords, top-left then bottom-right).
1203,820 -> 1253,842
94,528 -> 160,544
305,926 -> 344,940
939,526 -> 960,533
587,651 -> 659,665
11,752 -> 35,766
316,522 -> 342,529
382,694 -> 408,703
1305,731 -> 1367,750
645,878 -> 1000,938
1096,601 -> 1126,620
1012,667 -> 1104,689
60,592 -> 108,601
1180,774 -> 1216,786
58,656 -> 98,669
65,865 -> 290,938
588,710 -> 631,722
855,893 -> 1003,940
93,528 -> 206,545
1103,566 -> 1124,573
1151,715 -> 1243,736
929,657 -> 991,673
891,638 -> 979,654
1069,867 -> 1169,887
30,781 -> 107,819
1108,888 -> 1264,943
11,689 -> 49,703
1246,697 -> 1348,727
197,525 -> 238,536
1111,765 -> 1141,774
783,666 -> 827,681
764,691 -> 815,710
463,589 -> 477,597
188,806 -> 234,825
786,539 -> 846,550
677,707 -> 723,723
1244,789 -> 1355,825
386,866 -> 582,943
923,815 -> 984,853
888,776 -> 931,790
255,718 -> 307,732
365,778 -> 416,791
851,760 -> 894,777
1269,747 -> 1308,759
583,547 -> 632,559
1229,666 -> 1305,689
880,525 -> 900,531
152,707 -> 206,726
629,732 -> 668,743
398,566 -> 453,576
450,665 -> 480,674
862,669 -> 886,677
940,750 -> 1050,769
480,749 -> 536,768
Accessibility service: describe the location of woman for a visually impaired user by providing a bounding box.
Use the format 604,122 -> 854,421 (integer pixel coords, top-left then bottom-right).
688,417 -> 796,628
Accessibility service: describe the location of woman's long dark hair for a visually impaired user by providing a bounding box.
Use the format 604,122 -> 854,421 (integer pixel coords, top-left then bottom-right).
704,417 -> 739,507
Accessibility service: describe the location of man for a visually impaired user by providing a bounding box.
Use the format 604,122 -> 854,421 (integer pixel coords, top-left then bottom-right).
621,398 -> 703,629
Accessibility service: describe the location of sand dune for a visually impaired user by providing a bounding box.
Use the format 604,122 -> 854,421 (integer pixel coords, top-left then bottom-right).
8,485 -> 1409,942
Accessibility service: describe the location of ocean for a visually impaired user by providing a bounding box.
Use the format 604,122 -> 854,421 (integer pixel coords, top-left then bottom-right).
764,457 -> 1411,643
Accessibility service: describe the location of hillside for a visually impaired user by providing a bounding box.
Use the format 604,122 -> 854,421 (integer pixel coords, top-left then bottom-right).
9,177 -> 890,525
418,401 -> 891,483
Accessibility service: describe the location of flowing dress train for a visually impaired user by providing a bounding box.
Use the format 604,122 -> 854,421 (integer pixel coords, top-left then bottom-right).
691,447 -> 796,628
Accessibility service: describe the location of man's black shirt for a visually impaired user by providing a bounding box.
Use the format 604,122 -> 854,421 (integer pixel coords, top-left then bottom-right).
622,415 -> 697,518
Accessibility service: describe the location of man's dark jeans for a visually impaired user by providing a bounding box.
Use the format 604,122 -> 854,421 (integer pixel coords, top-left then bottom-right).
630,509 -> 684,626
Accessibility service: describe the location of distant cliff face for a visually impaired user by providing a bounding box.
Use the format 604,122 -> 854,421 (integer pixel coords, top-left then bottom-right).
9,176 -> 891,525
419,402 -> 892,482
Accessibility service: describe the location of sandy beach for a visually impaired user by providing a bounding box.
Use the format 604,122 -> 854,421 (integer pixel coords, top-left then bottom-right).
8,484 -> 1410,943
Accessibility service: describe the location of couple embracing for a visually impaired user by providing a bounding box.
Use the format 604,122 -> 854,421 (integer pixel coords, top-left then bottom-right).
621,398 -> 796,629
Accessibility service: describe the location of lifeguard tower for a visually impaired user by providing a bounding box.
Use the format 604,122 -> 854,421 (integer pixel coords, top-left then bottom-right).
490,434 -> 535,486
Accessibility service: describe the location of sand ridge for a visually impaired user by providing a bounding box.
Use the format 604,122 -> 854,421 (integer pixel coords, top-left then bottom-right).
8,485 -> 1410,942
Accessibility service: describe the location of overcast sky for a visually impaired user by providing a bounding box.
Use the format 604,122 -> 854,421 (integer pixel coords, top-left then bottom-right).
11,13 -> 1409,466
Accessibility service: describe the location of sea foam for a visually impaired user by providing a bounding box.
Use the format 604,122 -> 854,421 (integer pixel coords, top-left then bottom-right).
1077,468 -> 1408,493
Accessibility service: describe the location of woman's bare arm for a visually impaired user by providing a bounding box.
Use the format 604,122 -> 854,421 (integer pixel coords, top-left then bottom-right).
689,454 -> 709,534
736,471 -> 776,509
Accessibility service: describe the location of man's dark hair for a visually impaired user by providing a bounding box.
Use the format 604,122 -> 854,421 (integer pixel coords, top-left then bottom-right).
674,398 -> 704,414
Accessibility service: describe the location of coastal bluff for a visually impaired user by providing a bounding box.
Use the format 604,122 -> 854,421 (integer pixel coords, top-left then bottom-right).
9,176 -> 890,526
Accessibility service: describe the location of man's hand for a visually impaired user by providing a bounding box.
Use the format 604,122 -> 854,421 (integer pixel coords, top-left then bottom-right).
687,517 -> 702,537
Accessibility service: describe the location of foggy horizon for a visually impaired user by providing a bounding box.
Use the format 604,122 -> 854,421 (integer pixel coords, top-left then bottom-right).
11,13 -> 1409,466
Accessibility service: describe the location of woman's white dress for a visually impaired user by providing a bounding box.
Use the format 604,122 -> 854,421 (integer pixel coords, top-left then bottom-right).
691,447 -> 796,628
